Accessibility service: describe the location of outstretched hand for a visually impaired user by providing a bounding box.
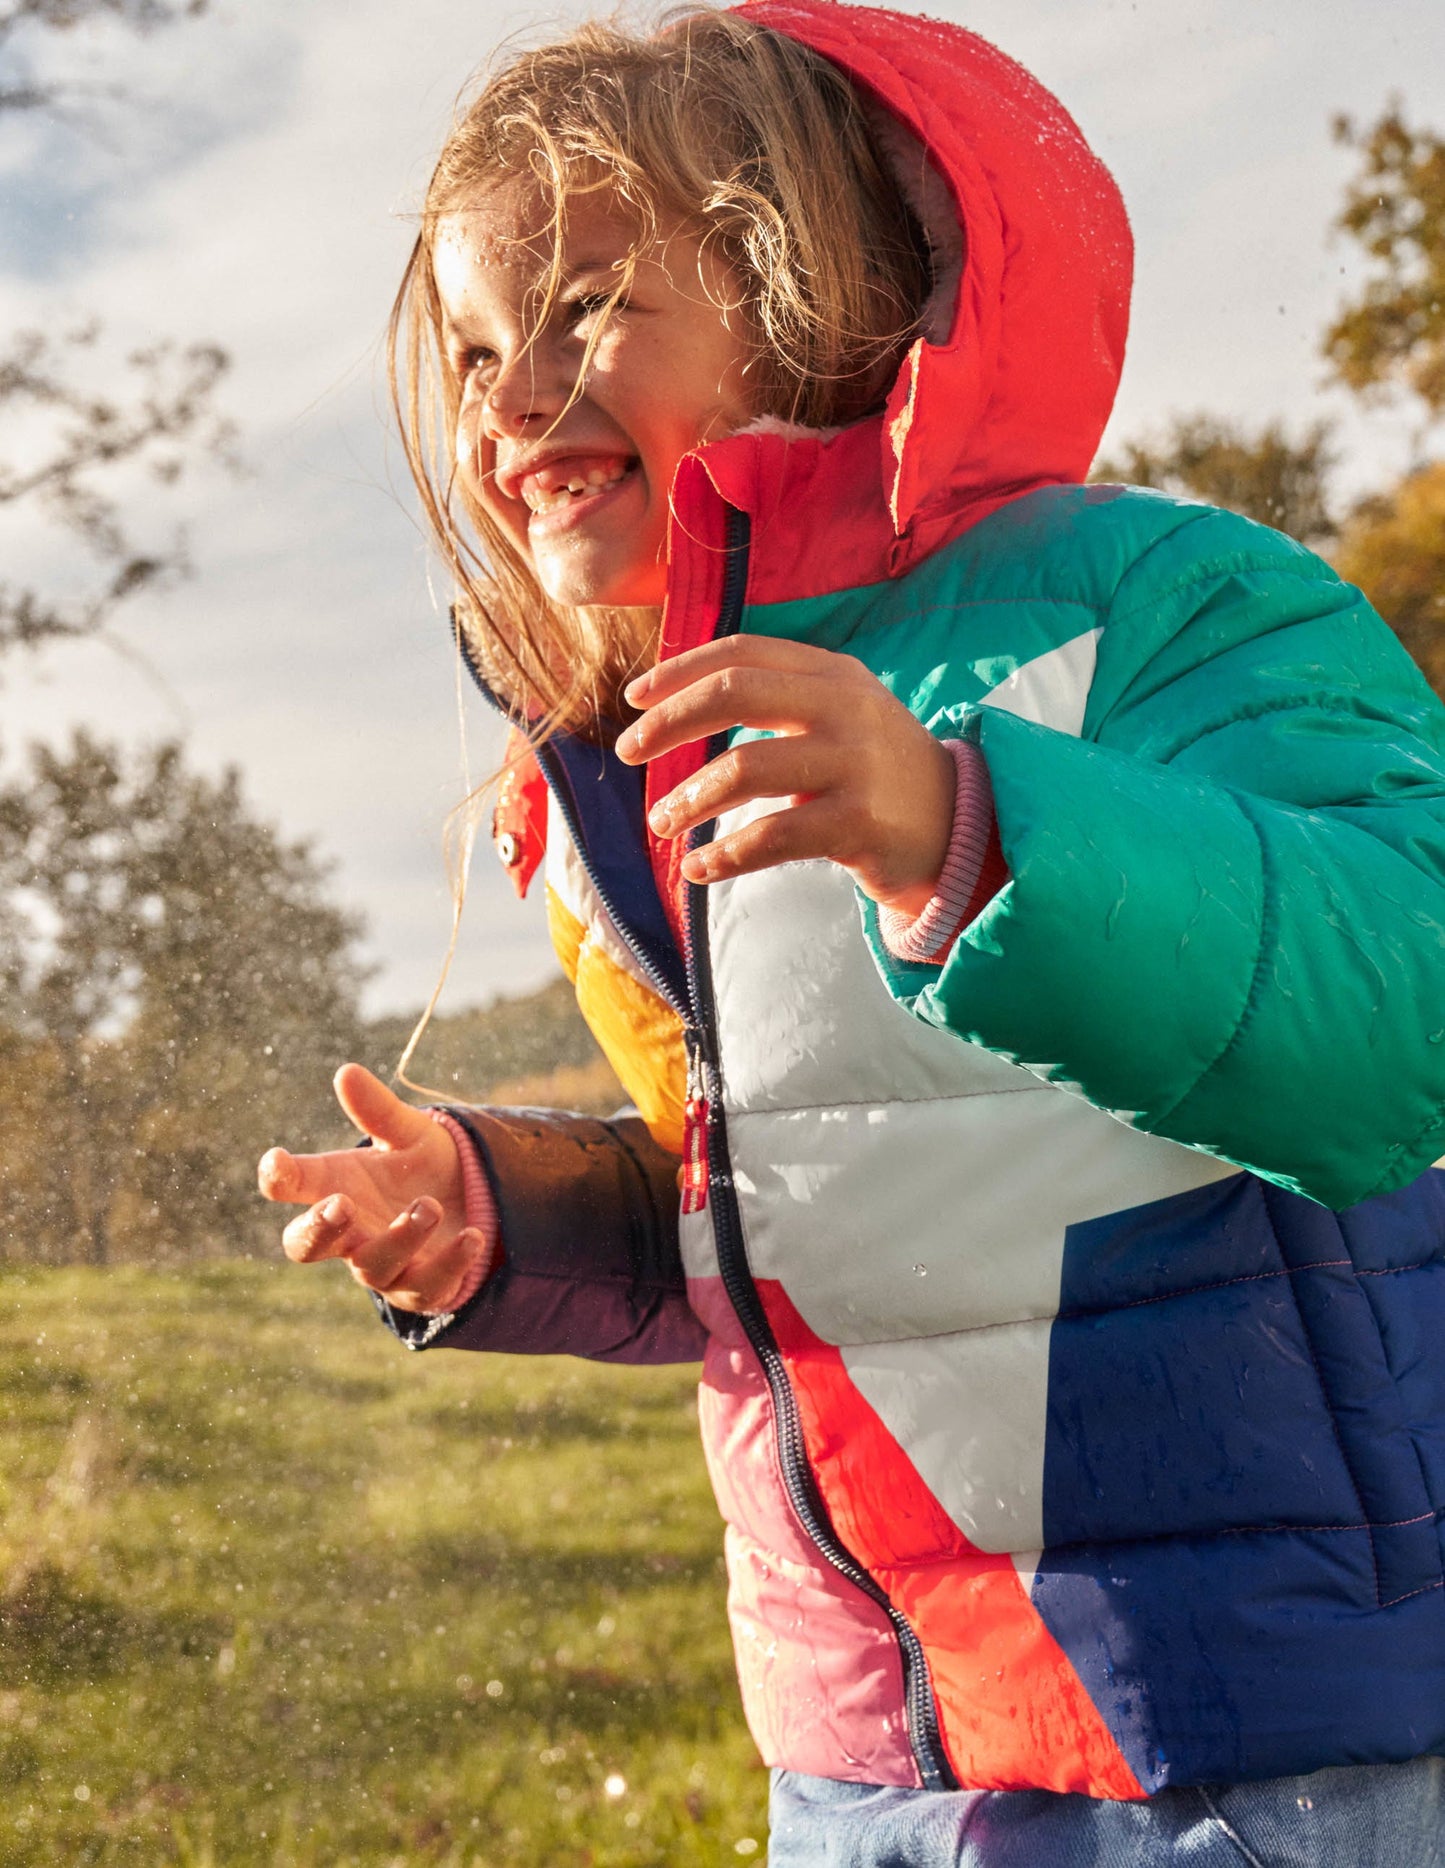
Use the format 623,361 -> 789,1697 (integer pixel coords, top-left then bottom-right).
617,636 -> 955,916
257,1064 -> 481,1313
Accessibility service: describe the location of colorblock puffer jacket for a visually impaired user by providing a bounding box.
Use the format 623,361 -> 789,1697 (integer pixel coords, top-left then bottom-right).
383,0 -> 1445,1799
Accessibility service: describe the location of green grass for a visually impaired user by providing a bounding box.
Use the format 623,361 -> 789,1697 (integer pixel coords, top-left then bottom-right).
0,1265 -> 769,1865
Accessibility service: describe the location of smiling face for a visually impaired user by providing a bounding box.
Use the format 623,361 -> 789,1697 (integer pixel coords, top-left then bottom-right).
435,183 -> 755,611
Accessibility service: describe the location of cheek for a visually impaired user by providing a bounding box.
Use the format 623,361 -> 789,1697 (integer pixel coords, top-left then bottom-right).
453,411 -> 529,556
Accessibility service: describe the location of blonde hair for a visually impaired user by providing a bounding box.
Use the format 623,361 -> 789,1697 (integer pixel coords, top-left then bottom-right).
390,5 -> 932,738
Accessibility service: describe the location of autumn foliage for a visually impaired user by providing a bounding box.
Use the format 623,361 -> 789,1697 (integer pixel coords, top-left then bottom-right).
1100,103 -> 1445,701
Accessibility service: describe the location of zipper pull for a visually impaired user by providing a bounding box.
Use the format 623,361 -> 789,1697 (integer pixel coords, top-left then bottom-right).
681,1028 -> 710,1215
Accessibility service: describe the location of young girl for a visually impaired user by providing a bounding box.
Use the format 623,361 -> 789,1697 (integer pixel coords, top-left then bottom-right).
259,5 -> 1445,1861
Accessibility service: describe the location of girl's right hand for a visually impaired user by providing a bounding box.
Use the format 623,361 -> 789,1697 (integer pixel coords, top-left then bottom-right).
257,1064 -> 484,1312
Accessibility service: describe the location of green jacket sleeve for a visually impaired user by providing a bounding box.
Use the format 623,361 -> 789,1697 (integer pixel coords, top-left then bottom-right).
886,509 -> 1445,1210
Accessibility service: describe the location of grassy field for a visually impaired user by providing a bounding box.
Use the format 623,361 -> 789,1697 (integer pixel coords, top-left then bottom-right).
0,1264 -> 769,1866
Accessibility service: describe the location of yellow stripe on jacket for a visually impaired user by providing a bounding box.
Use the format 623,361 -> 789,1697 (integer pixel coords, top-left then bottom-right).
543,801 -> 686,1155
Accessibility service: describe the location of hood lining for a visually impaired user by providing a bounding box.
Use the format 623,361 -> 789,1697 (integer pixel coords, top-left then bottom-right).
862,100 -> 964,350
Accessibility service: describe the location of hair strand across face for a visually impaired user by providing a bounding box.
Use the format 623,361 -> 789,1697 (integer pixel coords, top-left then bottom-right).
390,6 -> 933,738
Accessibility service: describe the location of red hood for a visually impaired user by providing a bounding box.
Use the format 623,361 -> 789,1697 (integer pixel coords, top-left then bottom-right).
677,0 -> 1133,605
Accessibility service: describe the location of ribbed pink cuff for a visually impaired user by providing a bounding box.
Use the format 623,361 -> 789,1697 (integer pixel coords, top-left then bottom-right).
422,1109 -> 501,1315
878,739 -> 996,964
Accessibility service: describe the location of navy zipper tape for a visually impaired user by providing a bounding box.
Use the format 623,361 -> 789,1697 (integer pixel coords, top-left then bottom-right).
449,530 -> 953,1789
533,736 -> 690,1012
448,613 -> 689,1020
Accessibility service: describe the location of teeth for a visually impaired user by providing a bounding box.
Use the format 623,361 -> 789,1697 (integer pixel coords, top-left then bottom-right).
520,463 -> 630,513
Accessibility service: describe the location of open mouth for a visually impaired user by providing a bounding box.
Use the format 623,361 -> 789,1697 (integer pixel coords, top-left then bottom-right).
517,457 -> 639,517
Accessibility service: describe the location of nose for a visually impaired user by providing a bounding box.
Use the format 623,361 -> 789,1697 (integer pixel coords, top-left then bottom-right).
478,340 -> 573,440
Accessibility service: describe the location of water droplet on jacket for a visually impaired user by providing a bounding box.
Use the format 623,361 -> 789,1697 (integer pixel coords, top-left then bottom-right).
912,1263 -> 928,1277
1429,1030 -> 1445,1045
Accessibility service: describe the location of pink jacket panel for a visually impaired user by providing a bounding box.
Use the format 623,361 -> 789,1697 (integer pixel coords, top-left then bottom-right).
698,1332 -> 919,1785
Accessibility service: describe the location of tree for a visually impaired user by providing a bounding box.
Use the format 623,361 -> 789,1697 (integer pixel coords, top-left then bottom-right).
0,733 -> 368,1264
1095,102 -> 1445,701
1332,462 -> 1445,696
1093,414 -> 1338,544
1326,105 -> 1445,419
1319,103 -> 1445,697
0,327 -> 233,654
0,0 -> 231,662
0,1 -> 207,113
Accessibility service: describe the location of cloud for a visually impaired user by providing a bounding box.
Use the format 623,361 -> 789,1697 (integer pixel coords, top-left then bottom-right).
1,0 -> 1442,1013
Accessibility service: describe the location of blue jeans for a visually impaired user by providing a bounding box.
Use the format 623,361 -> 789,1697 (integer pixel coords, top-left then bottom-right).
767,1758 -> 1445,1866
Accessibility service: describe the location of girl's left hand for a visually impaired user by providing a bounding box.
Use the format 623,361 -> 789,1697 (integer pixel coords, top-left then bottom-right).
617,637 -> 956,917
258,1065 -> 478,1314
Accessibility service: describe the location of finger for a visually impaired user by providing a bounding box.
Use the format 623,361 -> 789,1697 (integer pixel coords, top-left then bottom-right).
624,635 -> 849,710
259,1143 -> 374,1212
372,1227 -> 489,1316
332,1063 -> 434,1152
341,1197 -> 445,1294
682,795 -> 853,886
258,1146 -> 300,1203
616,664 -> 835,766
648,734 -> 841,840
281,1194 -> 357,1264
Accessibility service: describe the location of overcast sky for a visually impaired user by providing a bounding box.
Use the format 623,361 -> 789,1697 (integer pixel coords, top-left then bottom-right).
1,0 -> 1440,1017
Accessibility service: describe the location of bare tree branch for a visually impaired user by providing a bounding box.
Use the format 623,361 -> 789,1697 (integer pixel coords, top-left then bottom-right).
0,330 -> 233,513
0,329 -> 236,653
0,0 -> 231,659
0,0 -> 207,56
0,0 -> 207,118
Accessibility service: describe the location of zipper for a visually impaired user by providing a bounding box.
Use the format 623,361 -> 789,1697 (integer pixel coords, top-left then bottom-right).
679,1034 -> 711,1216
451,527 -> 953,1788
681,507 -> 955,1792
530,734 -> 689,1021
449,618 -> 689,1024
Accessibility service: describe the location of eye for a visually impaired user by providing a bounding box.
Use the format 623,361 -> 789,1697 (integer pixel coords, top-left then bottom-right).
452,345 -> 495,384
565,290 -> 624,329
